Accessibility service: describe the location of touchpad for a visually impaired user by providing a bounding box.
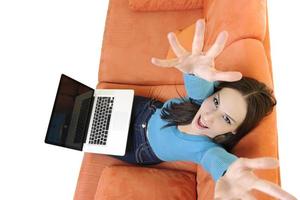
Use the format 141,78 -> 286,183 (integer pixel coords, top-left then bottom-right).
110,112 -> 129,131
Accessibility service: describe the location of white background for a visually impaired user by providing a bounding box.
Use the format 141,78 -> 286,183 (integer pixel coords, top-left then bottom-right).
0,0 -> 298,199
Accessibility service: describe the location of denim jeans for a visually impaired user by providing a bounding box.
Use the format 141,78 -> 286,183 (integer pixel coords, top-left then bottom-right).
111,96 -> 164,165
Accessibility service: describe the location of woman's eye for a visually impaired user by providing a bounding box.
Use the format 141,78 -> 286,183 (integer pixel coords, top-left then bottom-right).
213,97 -> 219,107
223,116 -> 231,125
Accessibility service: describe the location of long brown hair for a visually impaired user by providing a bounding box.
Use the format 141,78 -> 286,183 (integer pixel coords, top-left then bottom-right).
160,77 -> 277,151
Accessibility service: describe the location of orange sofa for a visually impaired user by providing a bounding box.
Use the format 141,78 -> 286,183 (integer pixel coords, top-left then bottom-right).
74,0 -> 279,199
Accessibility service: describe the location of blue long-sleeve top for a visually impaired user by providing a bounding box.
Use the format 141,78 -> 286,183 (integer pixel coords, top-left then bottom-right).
147,74 -> 238,181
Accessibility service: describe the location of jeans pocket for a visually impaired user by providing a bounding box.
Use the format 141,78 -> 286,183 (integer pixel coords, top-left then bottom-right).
135,142 -> 161,165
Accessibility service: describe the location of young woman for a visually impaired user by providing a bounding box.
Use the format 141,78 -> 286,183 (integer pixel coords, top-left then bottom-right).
112,20 -> 296,200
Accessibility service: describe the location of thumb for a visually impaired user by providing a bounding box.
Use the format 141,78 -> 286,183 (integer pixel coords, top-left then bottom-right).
151,57 -> 180,68
212,71 -> 242,82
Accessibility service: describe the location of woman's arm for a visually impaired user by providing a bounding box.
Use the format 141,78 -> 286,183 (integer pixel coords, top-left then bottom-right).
183,73 -> 214,103
198,146 -> 238,181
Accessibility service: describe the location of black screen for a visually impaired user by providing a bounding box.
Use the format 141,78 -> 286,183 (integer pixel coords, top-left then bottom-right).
45,74 -> 94,150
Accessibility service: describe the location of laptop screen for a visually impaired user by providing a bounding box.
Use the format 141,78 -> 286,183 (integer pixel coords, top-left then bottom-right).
45,74 -> 94,150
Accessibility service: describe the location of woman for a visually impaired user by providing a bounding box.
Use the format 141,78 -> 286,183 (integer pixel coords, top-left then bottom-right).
112,20 -> 296,200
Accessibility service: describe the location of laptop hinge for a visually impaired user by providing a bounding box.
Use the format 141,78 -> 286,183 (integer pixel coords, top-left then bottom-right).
81,95 -> 95,148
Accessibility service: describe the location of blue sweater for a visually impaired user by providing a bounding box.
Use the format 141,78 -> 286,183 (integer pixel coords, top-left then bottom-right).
147,74 -> 237,181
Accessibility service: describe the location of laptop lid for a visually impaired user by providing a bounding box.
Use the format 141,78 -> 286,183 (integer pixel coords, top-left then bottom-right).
45,74 -> 94,151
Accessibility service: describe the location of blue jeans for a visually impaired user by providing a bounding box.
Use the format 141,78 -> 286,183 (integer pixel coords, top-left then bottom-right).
111,96 -> 164,165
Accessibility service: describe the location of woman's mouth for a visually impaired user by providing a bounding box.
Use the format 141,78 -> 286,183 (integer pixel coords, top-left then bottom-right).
196,115 -> 208,129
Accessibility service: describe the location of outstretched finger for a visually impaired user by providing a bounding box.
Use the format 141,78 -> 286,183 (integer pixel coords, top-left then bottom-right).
151,57 -> 180,67
212,70 -> 242,82
253,180 -> 297,200
206,31 -> 228,58
192,19 -> 205,55
168,32 -> 188,57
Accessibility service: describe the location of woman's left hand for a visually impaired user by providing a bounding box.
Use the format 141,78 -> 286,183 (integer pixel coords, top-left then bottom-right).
215,157 -> 297,200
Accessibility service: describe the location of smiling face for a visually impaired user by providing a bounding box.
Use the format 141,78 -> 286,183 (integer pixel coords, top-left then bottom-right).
190,88 -> 247,138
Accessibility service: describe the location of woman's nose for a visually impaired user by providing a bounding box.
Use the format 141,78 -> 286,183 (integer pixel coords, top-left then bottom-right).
202,111 -> 216,124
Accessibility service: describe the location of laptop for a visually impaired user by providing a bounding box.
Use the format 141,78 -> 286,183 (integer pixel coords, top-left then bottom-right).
45,74 -> 134,156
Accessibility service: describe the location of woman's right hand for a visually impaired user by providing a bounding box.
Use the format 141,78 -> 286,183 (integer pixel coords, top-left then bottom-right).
215,157 -> 297,200
151,19 -> 242,82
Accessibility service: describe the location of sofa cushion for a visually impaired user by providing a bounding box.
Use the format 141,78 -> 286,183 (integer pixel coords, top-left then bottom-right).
128,0 -> 203,11
95,165 -> 197,200
98,0 -> 203,86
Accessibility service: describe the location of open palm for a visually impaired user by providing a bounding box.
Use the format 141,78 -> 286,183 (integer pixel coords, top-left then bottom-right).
151,19 -> 242,82
215,157 -> 297,200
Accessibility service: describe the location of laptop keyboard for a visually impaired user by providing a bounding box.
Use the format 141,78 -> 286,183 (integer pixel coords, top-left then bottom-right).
88,96 -> 114,145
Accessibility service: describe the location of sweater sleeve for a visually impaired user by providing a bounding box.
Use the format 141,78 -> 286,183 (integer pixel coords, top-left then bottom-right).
199,146 -> 238,181
184,73 -> 215,104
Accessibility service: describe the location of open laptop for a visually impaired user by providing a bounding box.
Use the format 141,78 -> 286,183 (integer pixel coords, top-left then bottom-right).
45,74 -> 134,156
